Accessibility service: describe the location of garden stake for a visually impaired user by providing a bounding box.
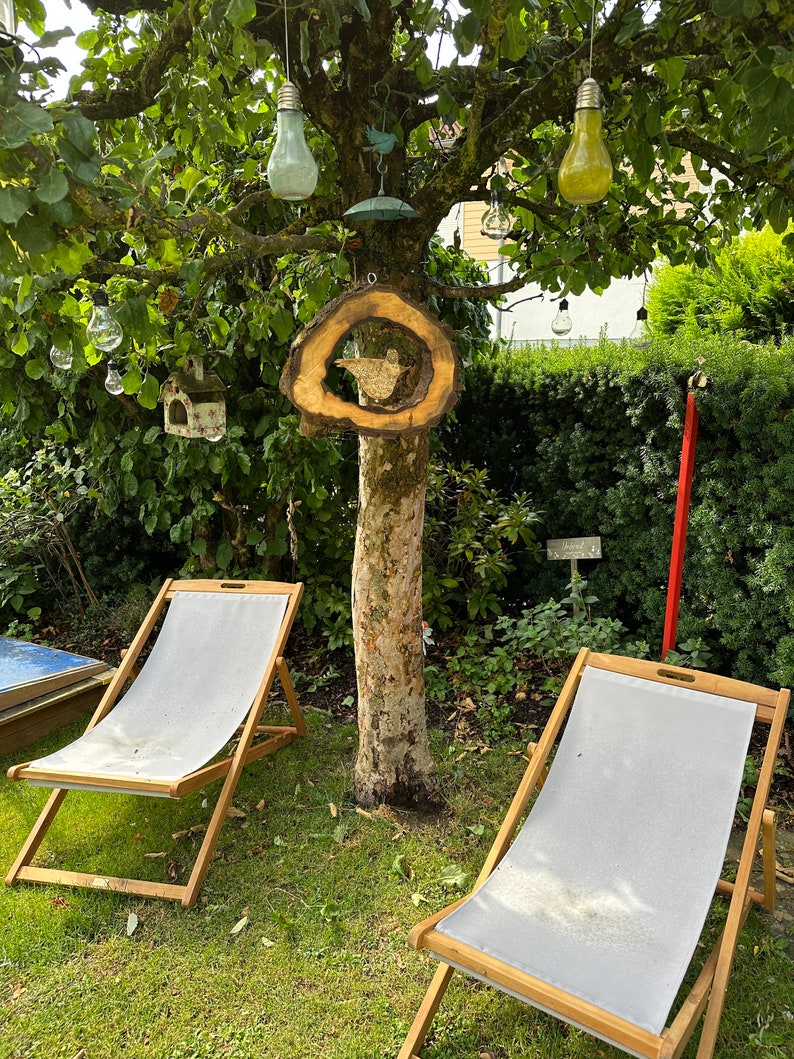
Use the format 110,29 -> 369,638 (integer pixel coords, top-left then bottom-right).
662,370 -> 709,659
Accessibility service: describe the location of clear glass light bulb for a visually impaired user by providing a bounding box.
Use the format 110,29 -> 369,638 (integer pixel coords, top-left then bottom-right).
266,81 -> 318,201
49,344 -> 73,370
104,360 -> 124,395
630,306 -> 651,348
87,291 -> 124,352
480,189 -> 512,239
558,78 -> 613,206
551,299 -> 572,336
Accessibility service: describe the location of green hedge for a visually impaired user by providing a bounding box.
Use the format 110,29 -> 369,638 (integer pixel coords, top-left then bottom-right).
443,334 -> 794,689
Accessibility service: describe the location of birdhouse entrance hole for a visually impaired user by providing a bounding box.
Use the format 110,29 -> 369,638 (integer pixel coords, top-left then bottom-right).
169,399 -> 188,426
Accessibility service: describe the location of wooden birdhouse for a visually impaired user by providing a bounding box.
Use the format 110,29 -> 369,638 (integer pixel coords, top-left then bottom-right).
159,355 -> 226,440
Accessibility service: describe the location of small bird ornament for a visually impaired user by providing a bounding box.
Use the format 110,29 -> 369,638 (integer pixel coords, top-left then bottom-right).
364,124 -> 397,156
335,348 -> 408,402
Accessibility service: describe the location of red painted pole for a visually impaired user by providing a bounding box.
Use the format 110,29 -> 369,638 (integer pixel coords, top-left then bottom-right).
662,390 -> 700,659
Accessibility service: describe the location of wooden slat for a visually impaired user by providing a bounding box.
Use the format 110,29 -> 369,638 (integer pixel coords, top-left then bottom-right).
425,931 -> 663,1058
15,865 -> 186,902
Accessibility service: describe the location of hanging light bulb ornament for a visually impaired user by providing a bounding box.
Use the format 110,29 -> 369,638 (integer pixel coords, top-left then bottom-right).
267,80 -> 319,201
551,298 -> 573,336
49,344 -> 73,371
86,291 -> 124,352
266,0 -> 318,202
630,305 -> 651,348
481,189 -> 512,239
558,77 -> 612,206
104,360 -> 124,395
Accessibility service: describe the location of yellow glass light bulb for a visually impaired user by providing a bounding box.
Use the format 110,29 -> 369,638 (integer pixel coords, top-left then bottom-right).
558,79 -> 613,206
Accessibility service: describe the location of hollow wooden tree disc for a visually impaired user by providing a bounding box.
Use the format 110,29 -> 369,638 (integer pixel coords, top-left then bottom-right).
279,285 -> 461,437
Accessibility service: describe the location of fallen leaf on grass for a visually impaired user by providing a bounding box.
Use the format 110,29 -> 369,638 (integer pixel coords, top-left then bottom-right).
261,937 -> 276,948
126,912 -> 139,937
143,851 -> 166,858
355,807 -> 373,819
227,806 -> 246,819
328,802 -> 338,817
255,799 -> 265,811
229,915 -> 249,936
172,824 -> 207,839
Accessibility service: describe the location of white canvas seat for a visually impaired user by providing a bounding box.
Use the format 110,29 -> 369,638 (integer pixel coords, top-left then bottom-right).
401,650 -> 789,1059
6,579 -> 305,906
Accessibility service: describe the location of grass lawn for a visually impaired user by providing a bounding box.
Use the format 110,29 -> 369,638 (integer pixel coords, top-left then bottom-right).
1,706 -> 792,1059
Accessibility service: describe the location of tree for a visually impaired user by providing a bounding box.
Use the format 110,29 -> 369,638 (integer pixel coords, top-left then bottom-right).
1,0 -> 793,806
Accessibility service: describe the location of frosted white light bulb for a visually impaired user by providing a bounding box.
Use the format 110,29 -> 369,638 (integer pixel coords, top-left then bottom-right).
630,306 -> 651,348
49,344 -> 73,370
206,433 -> 224,443
266,82 -> 318,201
104,360 -> 124,395
0,0 -> 17,36
87,291 -> 124,352
551,299 -> 572,336
480,190 -> 512,239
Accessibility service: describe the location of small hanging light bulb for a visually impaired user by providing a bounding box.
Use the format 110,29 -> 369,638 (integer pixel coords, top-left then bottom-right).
49,344 -> 73,370
86,291 -> 124,352
104,359 -> 124,395
480,189 -> 512,239
551,298 -> 572,336
267,81 -> 319,201
558,77 -> 612,206
630,305 -> 651,348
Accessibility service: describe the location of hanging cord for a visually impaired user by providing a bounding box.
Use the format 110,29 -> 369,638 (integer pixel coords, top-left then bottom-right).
588,0 -> 596,78
283,0 -> 290,81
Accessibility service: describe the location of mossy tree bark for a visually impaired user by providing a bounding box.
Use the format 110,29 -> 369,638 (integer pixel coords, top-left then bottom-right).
352,427 -> 442,809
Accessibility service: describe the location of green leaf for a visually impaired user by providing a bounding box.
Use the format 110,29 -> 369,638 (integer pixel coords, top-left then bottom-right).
24,359 -> 46,380
216,539 -> 234,569
501,18 -> 528,63
711,0 -> 744,13
60,110 -> 97,157
126,912 -> 139,937
438,863 -> 468,891
34,168 -> 69,205
224,0 -> 256,28
138,373 -> 160,410
0,99 -> 53,148
13,215 -> 57,254
0,186 -> 32,224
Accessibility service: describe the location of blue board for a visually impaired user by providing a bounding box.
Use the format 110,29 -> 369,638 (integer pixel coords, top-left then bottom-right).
0,637 -> 107,711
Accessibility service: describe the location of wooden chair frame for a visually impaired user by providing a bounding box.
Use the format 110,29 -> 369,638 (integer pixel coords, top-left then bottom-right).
400,649 -> 789,1059
6,578 -> 305,908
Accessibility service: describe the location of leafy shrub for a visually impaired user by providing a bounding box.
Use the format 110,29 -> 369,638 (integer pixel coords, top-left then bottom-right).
446,333 -> 794,687
422,461 -> 542,630
647,225 -> 794,343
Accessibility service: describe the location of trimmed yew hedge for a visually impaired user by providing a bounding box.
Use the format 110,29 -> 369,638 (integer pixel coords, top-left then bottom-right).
443,333 -> 794,689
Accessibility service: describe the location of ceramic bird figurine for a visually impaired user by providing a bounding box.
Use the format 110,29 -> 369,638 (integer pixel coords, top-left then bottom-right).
335,348 -> 408,401
364,124 -> 397,156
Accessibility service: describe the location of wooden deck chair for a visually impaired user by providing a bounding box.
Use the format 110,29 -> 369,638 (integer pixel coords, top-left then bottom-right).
401,649 -> 789,1059
6,578 -> 305,908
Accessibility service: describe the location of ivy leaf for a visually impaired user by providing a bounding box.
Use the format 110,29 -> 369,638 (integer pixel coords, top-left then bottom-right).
34,167 -> 70,205
216,539 -> 234,569
224,0 -> 256,27
0,186 -> 32,224
0,99 -> 53,148
13,215 -> 57,254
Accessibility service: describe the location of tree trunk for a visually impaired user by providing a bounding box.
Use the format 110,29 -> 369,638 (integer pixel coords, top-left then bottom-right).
352,428 -> 442,809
